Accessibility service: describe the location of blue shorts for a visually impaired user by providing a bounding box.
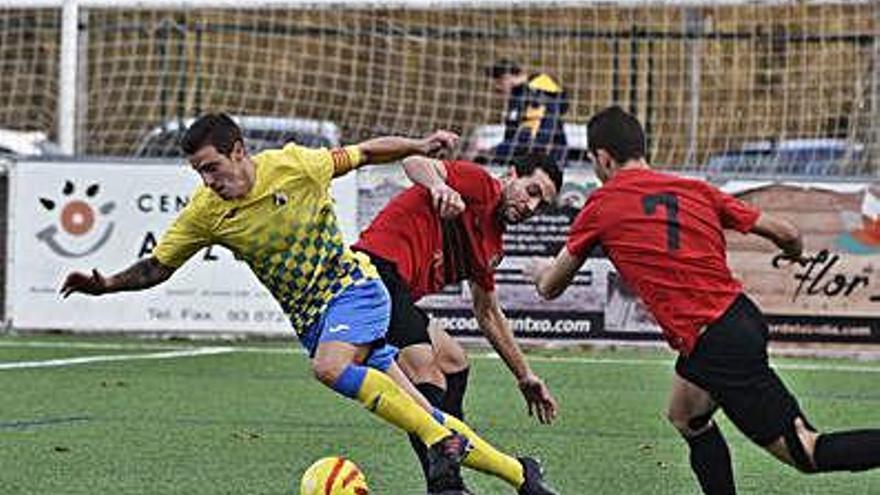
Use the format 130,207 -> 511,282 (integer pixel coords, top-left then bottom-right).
300,279 -> 398,371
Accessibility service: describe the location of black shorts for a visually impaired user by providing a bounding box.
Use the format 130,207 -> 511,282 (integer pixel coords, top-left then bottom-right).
361,251 -> 432,350
675,294 -> 804,446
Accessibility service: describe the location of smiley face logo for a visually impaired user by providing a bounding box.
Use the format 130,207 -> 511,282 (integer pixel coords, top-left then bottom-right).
36,180 -> 116,258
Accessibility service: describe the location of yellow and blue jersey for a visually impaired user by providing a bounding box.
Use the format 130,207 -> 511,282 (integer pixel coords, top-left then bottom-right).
153,144 -> 379,336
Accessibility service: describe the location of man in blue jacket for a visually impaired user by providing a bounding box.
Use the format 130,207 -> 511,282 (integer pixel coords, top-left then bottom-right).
487,59 -> 569,167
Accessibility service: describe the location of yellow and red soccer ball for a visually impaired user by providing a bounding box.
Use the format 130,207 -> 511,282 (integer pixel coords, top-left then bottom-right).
299,456 -> 369,495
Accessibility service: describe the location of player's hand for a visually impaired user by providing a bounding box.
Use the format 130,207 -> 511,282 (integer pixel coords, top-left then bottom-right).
518,373 -> 559,424
522,257 -> 552,285
419,130 -> 459,157
60,269 -> 108,298
429,183 -> 465,219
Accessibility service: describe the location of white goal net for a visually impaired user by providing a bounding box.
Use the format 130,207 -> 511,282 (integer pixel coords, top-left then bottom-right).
0,1 -> 878,175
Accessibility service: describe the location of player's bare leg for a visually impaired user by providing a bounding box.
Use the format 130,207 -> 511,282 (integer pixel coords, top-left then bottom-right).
311,340 -> 369,386
397,342 -> 458,490
762,413 -> 880,474
764,416 -> 819,470
384,356 -> 442,412
668,374 -> 735,495
397,320 -> 470,491
424,321 -> 557,495
399,343 -> 447,390
314,341 -> 552,493
312,340 -> 468,492
386,357 -> 554,494
312,341 -> 451,445
429,321 -> 469,375
429,320 -> 471,419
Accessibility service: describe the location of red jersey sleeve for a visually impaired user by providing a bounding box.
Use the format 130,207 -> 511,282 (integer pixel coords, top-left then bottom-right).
443,161 -> 496,204
566,193 -> 603,258
712,186 -> 760,233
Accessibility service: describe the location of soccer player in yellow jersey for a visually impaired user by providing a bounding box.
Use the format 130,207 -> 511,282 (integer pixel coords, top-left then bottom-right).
60,113 -> 557,495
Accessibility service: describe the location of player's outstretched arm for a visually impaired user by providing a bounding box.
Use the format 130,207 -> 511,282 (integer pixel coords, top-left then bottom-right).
750,212 -> 804,261
525,247 -> 585,300
60,256 -> 175,298
470,283 -> 559,424
402,156 -> 465,218
330,130 -> 459,178
356,130 -> 458,166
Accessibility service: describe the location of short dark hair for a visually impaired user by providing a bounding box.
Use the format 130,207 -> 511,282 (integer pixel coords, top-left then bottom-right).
587,105 -> 646,163
485,58 -> 522,79
511,152 -> 564,195
180,113 -> 243,156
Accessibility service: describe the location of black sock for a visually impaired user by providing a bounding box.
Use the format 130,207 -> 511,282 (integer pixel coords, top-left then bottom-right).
814,430 -> 880,472
442,367 -> 470,420
408,382 -> 445,482
685,423 -> 736,495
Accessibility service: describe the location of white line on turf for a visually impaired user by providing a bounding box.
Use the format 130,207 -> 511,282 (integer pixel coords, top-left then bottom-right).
0,347 -> 234,370
478,352 -> 880,374
2,340 -> 880,374
0,340 -> 194,351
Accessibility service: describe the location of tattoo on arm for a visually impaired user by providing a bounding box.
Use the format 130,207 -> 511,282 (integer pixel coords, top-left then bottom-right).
107,257 -> 174,292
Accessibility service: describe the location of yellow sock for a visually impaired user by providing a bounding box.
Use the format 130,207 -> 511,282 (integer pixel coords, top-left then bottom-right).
442,413 -> 525,488
344,367 -> 524,488
354,368 -> 450,447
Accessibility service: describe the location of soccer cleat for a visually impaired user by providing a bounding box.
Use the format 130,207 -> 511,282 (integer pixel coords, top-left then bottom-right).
517,456 -> 559,495
426,479 -> 474,495
427,489 -> 474,495
426,433 -> 471,493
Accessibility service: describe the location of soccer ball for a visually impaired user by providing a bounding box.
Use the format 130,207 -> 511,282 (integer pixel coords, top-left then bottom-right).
299,456 -> 369,495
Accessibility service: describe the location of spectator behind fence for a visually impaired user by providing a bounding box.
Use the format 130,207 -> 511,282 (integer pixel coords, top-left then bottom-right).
485,59 -> 569,167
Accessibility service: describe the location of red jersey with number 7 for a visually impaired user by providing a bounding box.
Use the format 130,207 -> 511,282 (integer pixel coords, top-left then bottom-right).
566,168 -> 760,354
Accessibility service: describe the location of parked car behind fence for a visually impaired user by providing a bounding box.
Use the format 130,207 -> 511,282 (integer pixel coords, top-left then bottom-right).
705,138 -> 866,177
134,115 -> 341,158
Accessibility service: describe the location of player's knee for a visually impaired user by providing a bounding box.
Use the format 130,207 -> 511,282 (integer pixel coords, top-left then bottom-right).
311,356 -> 346,387
666,411 -> 690,435
434,338 -> 469,373
427,322 -> 469,374
665,408 -> 680,426
399,346 -> 444,385
781,416 -> 820,473
667,409 -> 712,437
785,440 -> 818,474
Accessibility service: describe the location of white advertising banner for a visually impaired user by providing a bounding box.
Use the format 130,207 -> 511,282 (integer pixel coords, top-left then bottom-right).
8,159 -> 357,334
357,166 -> 606,338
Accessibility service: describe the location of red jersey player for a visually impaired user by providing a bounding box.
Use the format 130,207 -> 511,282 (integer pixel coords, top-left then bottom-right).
354,153 -> 561,494
528,106 -> 880,494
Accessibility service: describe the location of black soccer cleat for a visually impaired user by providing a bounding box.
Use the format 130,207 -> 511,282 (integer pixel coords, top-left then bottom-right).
426,478 -> 475,495
517,456 -> 559,495
426,433 -> 472,494
426,489 -> 474,495
425,477 -> 474,495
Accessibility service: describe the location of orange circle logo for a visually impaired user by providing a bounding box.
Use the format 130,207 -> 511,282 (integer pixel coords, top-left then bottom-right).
60,200 -> 95,236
